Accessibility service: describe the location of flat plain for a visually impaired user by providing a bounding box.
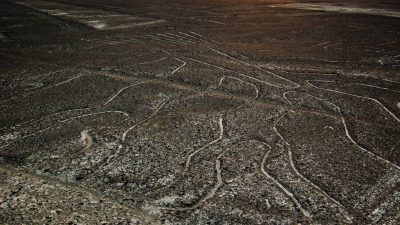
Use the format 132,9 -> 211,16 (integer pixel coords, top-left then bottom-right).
0,0 -> 399,224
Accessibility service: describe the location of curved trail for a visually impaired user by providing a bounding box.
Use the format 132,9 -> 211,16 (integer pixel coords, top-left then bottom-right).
104,57 -> 186,105
157,155 -> 223,211
2,58 -> 194,150
157,140 -> 262,212
382,77 -> 400,85
273,112 -> 353,223
185,115 -> 224,171
0,110 -> 130,150
170,58 -> 187,75
283,91 -> 296,107
104,80 -> 153,105
339,108 -> 400,170
307,80 -> 400,123
261,149 -> 312,221
0,73 -> 85,105
105,101 -> 168,165
294,91 -> 400,171
121,101 -> 167,142
218,76 -> 259,108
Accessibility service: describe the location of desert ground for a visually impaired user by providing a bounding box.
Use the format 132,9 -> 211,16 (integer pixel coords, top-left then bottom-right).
0,0 -> 399,224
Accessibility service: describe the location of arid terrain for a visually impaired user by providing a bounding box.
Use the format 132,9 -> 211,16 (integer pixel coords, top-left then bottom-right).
1,0 -> 399,224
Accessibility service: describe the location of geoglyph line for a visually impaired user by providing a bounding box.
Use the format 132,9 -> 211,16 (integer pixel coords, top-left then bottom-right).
18,107 -> 95,127
105,101 -> 168,165
158,140 -> 287,212
1,73 -> 85,105
185,115 -> 223,171
157,140 -> 264,211
218,76 -> 259,108
256,66 -> 301,89
273,113 -> 353,223
296,91 -> 400,171
207,46 -> 299,89
156,33 -> 192,44
165,32 -> 194,43
137,57 -> 168,65
270,3 -> 400,18
104,80 -> 154,106
171,58 -> 187,75
0,110 -> 129,149
157,154 -> 223,211
339,109 -> 400,170
109,20 -> 165,30
189,31 -> 216,43
121,101 -> 167,142
141,35 -> 181,44
103,57 -> 186,105
261,149 -> 312,221
307,80 -> 400,123
354,83 -> 400,93
283,91 -> 296,107
28,73 -> 85,94
382,78 -> 400,85
178,32 -> 206,43
135,35 -> 164,43
183,56 -> 282,88
208,47 -> 240,65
